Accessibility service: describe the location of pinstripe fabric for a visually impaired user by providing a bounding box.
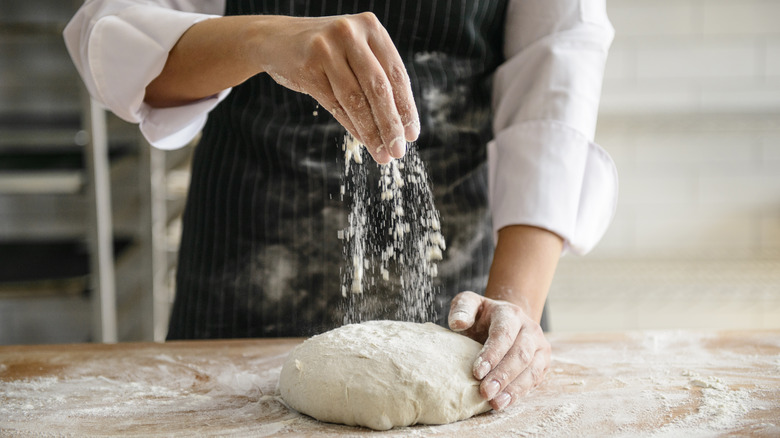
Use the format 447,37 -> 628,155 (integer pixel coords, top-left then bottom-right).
167,0 -> 508,339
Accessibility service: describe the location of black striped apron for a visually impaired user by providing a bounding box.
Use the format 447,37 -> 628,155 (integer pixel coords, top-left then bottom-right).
167,0 -> 508,339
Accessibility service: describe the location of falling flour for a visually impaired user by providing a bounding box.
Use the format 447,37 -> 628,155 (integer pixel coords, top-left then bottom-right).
339,135 -> 446,324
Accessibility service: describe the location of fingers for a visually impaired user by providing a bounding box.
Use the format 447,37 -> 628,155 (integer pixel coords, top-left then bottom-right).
473,306 -> 522,381
255,14 -> 417,163
448,291 -> 482,332
487,343 -> 549,411
450,292 -> 551,411
314,13 -> 416,163
480,322 -> 550,411
323,55 -> 393,164
343,13 -> 413,160
344,43 -> 405,161
305,71 -> 363,153
364,16 -> 420,143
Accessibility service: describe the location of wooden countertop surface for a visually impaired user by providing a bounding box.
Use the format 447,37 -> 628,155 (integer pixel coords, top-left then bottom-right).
1,330 -> 778,437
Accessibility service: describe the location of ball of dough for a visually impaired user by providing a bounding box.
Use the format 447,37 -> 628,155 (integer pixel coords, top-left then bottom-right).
278,320 -> 490,430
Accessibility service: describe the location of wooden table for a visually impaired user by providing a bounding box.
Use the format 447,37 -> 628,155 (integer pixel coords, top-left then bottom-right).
1,330 -> 778,437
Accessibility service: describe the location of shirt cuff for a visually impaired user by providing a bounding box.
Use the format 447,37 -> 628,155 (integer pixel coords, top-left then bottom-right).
138,90 -> 230,150
488,120 -> 618,255
86,6 -> 227,149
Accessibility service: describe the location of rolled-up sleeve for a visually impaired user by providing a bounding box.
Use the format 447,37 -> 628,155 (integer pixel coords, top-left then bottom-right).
488,0 -> 617,255
63,0 -> 228,150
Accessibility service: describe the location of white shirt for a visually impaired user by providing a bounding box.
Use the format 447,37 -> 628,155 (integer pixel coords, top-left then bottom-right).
63,0 -> 617,255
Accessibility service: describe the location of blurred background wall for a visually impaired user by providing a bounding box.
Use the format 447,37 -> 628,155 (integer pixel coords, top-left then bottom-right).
0,1 -> 778,344
548,0 -> 780,331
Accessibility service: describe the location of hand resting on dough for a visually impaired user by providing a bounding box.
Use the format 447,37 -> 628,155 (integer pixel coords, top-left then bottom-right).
449,292 -> 551,411
446,225 -> 561,410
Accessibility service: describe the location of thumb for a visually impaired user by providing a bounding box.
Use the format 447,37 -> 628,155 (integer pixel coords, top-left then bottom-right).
448,291 -> 483,332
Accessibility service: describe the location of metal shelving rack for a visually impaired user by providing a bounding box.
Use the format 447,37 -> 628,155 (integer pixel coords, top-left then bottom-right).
0,1 -> 189,344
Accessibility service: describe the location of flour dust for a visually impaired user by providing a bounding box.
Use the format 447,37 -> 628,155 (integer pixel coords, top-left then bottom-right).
339,135 -> 445,324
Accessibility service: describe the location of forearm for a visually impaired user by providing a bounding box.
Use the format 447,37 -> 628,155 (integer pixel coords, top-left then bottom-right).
143,12 -> 418,162
484,225 -> 563,323
145,15 -> 271,107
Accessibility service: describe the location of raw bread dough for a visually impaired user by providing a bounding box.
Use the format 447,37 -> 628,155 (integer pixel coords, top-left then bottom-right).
278,320 -> 490,430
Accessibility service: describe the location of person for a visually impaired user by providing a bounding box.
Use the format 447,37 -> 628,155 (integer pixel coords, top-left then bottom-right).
64,0 -> 616,412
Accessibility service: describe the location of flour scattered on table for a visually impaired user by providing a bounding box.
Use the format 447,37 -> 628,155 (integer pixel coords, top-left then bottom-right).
0,351 -> 297,436
1,331 -> 778,436
490,331 -> 778,438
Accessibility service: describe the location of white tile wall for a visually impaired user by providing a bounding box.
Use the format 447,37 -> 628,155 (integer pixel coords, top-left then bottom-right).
701,0 -> 780,36
700,84 -> 780,112
760,132 -> 780,162
606,1 -> 696,37
599,82 -> 699,114
549,258 -> 780,332
591,114 -> 780,258
766,40 -> 780,76
635,40 -> 759,81
600,0 -> 780,114
554,0 -> 780,331
699,174 -> 780,206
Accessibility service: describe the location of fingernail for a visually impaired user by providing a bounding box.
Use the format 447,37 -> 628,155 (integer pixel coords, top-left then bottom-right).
389,137 -> 406,158
485,380 -> 501,400
449,310 -> 469,331
474,358 -> 491,380
405,120 -> 420,141
494,392 -> 511,411
451,310 -> 468,319
373,144 -> 392,164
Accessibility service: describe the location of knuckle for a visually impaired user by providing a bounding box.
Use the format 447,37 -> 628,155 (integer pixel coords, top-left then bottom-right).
377,114 -> 402,137
517,346 -> 533,364
308,34 -> 331,57
357,11 -> 380,28
498,330 -> 515,345
332,17 -> 357,40
370,77 -> 391,99
389,63 -> 409,86
507,303 -> 524,318
529,364 -> 545,383
486,327 -> 513,349
494,303 -> 517,320
330,106 -> 347,122
346,90 -> 367,109
505,380 -> 525,397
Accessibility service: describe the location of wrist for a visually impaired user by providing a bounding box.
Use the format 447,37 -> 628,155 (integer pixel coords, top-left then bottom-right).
484,225 -> 562,322
240,15 -> 280,74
